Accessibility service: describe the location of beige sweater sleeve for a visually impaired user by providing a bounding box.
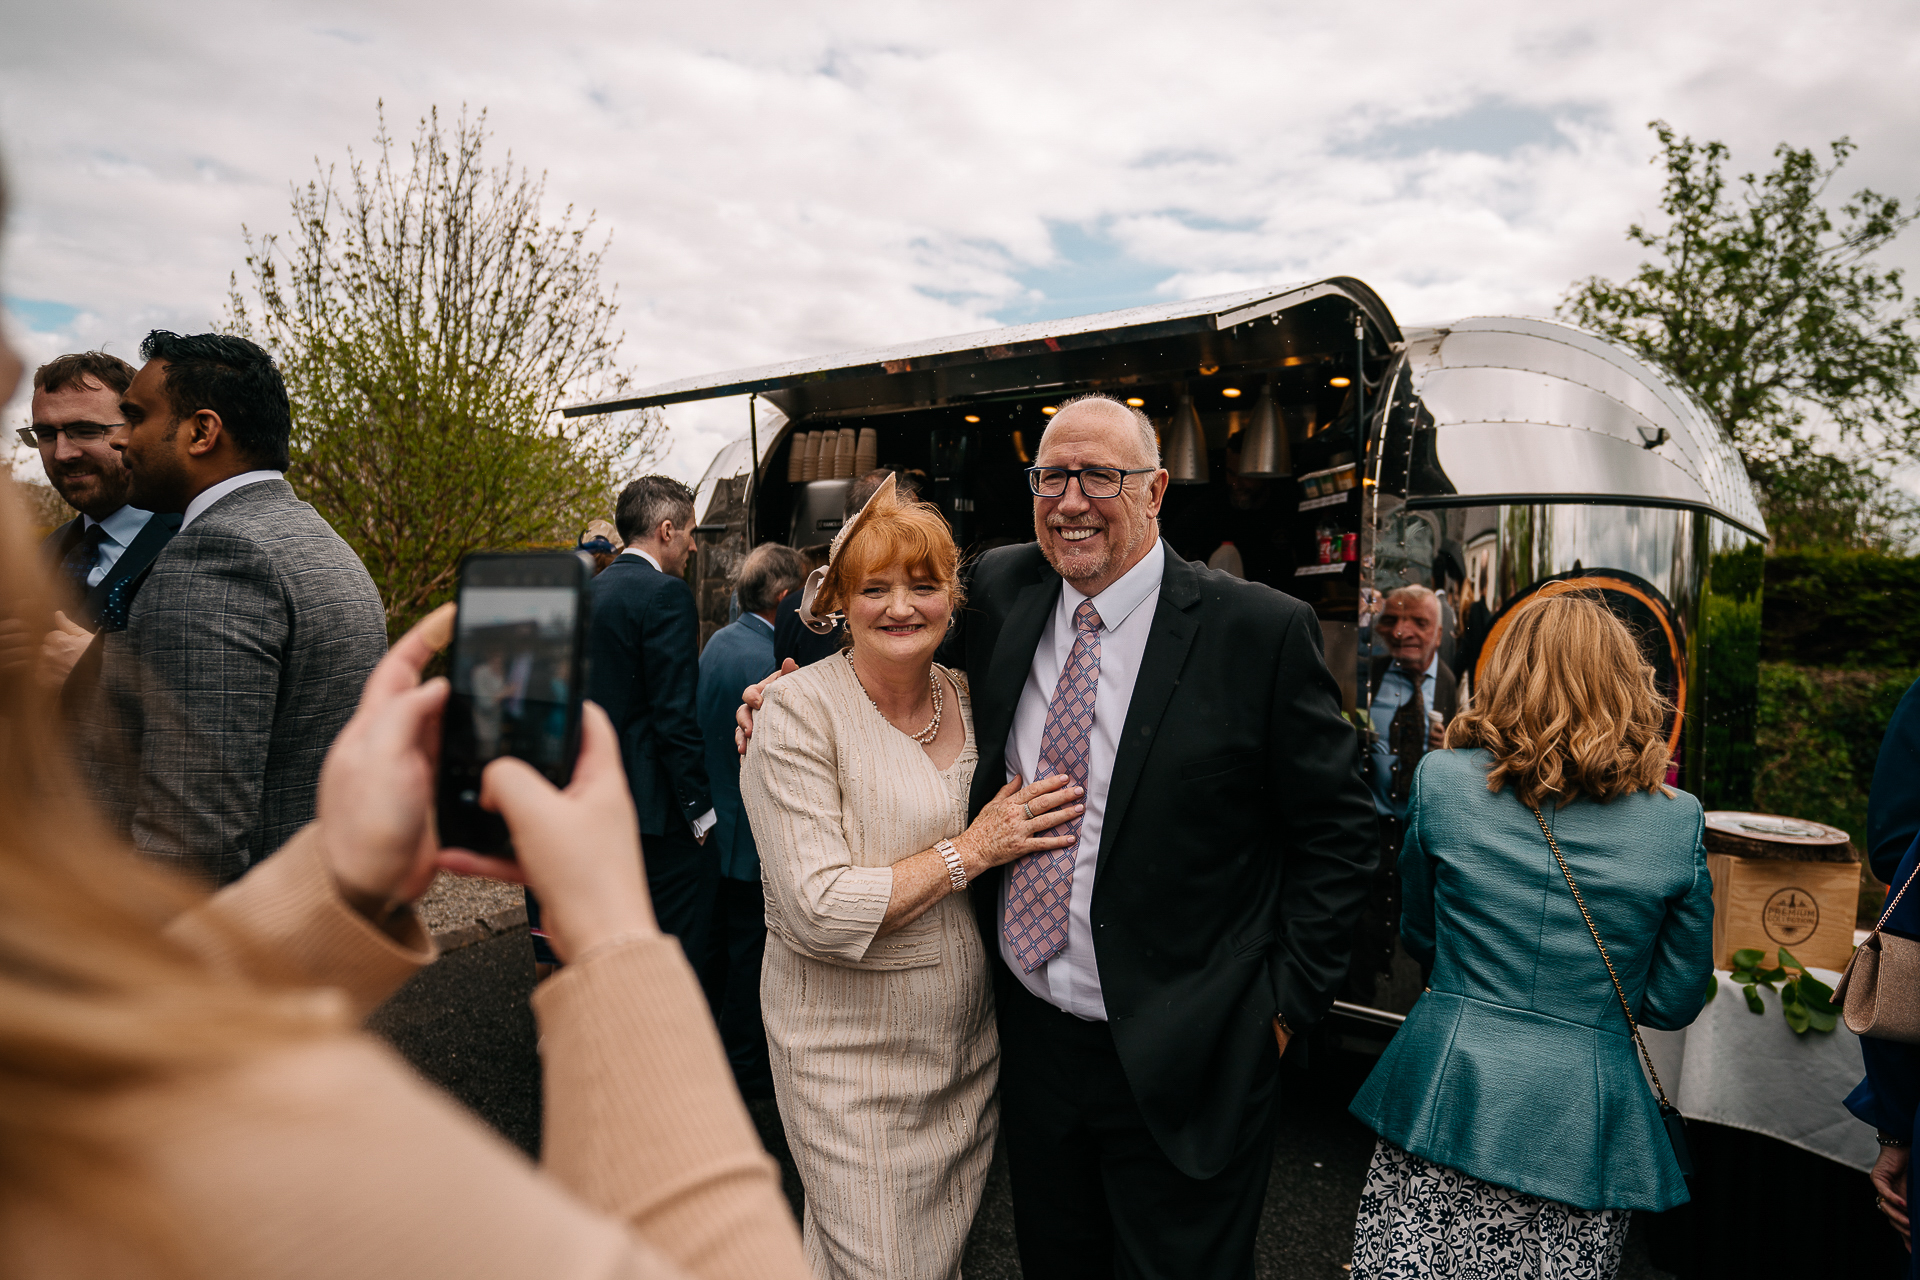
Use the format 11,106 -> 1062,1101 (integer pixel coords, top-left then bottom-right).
76,828 -> 811,1280
164,823 -> 435,1019
739,677 -> 893,962
535,936 -> 808,1278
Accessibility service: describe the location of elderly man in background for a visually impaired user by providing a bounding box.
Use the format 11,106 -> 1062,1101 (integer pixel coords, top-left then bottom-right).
1350,583 -> 1458,1002
95,331 -> 387,885
696,541 -> 807,1097
20,352 -> 179,687
590,475 -> 715,953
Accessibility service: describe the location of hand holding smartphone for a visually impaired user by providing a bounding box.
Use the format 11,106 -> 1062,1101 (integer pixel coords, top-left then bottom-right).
436,552 -> 595,857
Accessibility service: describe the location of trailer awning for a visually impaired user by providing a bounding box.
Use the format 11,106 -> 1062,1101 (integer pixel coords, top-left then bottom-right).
564,277 -> 1399,420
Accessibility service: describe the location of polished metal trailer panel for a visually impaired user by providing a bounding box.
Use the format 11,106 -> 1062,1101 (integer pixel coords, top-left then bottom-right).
1397,317 -> 1766,538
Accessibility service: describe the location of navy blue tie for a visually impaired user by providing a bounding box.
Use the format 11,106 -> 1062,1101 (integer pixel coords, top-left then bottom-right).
63,523 -> 109,587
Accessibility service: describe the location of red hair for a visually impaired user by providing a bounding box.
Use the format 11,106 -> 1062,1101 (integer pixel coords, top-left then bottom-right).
812,483 -> 964,618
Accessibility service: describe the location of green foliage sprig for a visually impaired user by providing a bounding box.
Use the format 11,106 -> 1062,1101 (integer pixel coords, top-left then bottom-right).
1712,947 -> 1840,1035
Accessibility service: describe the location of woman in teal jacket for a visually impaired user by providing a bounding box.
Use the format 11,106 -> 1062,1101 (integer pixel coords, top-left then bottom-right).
1348,588 -> 1713,1279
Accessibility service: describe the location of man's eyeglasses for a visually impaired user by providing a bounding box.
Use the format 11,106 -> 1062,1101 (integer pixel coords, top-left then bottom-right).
16,423 -> 123,448
1025,466 -> 1159,499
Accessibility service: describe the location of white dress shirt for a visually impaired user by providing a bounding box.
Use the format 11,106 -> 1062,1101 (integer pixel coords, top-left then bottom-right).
80,503 -> 157,588
181,470 -> 283,530
619,547 -> 717,840
999,539 -> 1165,1022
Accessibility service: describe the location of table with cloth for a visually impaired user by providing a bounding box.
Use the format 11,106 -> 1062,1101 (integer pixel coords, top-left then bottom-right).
1637,967 -> 1904,1277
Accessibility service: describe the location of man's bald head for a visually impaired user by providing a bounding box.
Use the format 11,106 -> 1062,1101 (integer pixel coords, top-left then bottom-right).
1038,394 -> 1160,469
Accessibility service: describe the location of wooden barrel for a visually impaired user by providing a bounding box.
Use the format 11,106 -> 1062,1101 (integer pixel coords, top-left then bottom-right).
1704,811 -> 1854,863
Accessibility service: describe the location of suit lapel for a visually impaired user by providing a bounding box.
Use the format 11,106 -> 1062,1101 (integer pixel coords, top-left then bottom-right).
977,572 -> 1062,774
1098,544 -> 1202,870
45,517 -> 83,560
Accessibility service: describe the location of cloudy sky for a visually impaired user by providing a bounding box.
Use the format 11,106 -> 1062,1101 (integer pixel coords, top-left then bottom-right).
5,0 -> 1918,487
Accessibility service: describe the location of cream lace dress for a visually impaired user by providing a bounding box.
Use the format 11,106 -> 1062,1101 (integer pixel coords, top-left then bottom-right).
740,656 -> 996,1280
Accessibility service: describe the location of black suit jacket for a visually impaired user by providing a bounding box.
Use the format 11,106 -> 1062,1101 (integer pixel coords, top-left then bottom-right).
963,541 -> 1378,1179
43,509 -> 182,626
587,555 -> 711,836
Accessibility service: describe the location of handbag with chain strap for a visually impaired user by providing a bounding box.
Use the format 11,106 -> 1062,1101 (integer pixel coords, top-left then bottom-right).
1831,842 -> 1920,1043
1530,805 -> 1695,1178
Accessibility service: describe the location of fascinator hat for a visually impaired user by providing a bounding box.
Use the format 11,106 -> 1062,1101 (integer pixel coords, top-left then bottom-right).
797,472 -> 896,635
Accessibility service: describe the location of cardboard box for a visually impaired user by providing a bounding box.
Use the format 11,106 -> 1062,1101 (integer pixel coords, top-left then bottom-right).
1708,853 -> 1860,973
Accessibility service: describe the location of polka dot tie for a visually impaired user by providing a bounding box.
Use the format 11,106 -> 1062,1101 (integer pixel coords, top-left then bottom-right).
1003,600 -> 1102,973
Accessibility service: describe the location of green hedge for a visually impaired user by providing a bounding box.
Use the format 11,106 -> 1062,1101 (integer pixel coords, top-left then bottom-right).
1755,662 -> 1918,921
1763,552 -> 1920,668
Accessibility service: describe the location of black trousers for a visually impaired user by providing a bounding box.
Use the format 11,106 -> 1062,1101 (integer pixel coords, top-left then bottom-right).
696,874 -> 773,1098
997,970 -> 1280,1280
643,824 -> 719,962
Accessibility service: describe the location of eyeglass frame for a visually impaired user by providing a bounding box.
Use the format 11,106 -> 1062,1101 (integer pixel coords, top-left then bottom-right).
1025,465 -> 1161,499
16,422 -> 125,449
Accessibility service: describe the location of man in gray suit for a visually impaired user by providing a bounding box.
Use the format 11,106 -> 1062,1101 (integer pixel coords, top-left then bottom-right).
95,331 -> 387,885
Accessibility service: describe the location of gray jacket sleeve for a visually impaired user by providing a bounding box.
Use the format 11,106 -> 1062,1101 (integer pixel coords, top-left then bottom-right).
127,531 -> 287,884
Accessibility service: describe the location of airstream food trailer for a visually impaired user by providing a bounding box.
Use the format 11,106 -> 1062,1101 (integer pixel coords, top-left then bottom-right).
567,279 -> 1767,1021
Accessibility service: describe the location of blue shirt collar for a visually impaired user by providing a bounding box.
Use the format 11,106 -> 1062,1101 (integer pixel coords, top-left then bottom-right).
87,503 -> 156,549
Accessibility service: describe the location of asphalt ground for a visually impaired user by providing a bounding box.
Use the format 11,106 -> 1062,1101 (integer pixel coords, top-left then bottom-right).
370,927 -> 1686,1278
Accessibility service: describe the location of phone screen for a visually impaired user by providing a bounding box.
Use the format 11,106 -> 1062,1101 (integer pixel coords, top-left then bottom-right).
439,553 -> 592,855
447,585 -> 581,777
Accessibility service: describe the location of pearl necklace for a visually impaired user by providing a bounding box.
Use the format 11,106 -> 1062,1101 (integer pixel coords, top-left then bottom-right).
846,651 -> 944,744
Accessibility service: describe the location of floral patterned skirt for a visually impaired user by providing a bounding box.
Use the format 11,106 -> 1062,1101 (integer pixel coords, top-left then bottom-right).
1351,1139 -> 1630,1280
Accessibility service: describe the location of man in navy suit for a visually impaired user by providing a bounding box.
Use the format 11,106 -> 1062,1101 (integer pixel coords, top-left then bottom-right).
21,352 -> 179,687
697,541 -> 806,1095
589,475 -> 716,954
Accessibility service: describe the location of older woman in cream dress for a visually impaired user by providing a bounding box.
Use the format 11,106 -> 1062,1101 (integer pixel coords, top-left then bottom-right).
740,477 -> 1080,1280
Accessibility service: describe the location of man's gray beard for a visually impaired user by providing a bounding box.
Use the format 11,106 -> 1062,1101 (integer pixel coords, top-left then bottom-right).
1040,516 -> 1153,584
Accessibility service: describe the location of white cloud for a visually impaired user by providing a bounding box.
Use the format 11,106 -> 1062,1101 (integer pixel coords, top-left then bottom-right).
4,0 -> 1918,493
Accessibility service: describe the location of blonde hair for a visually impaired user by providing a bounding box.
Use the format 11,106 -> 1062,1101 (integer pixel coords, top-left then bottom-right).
0,474 -> 341,1254
1445,588 -> 1674,807
813,482 -> 965,619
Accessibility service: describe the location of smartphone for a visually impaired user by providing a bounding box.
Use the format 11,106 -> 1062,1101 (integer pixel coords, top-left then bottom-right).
436,551 -> 595,857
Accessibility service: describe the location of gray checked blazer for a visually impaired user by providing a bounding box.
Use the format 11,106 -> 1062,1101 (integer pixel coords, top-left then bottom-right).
91,478 -> 387,885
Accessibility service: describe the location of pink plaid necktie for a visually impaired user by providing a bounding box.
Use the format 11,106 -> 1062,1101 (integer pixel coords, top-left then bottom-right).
1004,599 -> 1102,973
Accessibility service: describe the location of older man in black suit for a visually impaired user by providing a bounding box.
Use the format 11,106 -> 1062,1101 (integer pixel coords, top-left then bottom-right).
590,475 -> 715,954
20,352 -> 179,687
962,395 -> 1377,1276
741,394 -> 1377,1275
96,332 -> 387,885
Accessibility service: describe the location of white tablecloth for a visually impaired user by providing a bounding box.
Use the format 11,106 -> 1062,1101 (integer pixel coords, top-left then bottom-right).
1641,970 -> 1876,1172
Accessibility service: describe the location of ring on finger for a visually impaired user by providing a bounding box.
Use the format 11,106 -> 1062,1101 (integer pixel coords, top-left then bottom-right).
1022,802 -> 1035,820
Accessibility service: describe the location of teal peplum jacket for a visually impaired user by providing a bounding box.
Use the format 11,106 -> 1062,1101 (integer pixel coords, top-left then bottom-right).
1348,748 -> 1714,1212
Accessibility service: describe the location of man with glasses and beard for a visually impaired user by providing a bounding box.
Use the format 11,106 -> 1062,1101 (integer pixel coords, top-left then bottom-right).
18,352 -> 179,686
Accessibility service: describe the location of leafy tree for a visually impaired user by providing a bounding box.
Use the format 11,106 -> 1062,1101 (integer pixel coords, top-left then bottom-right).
230,105 -> 662,633
1561,122 -> 1920,550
